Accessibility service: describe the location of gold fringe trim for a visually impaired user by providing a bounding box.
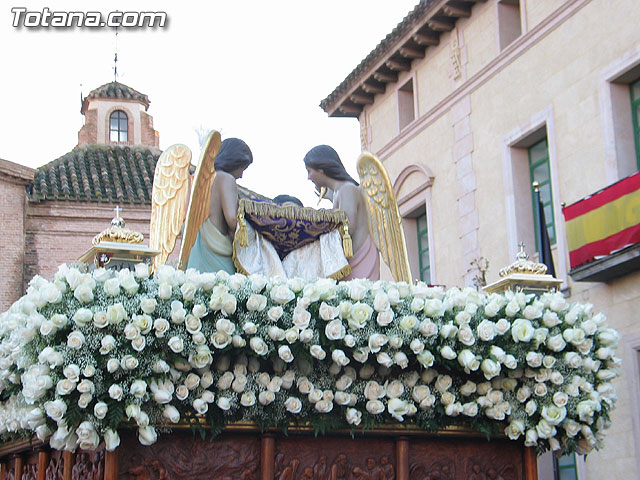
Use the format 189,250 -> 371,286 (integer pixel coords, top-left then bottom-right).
328,263 -> 352,281
238,198 -> 349,225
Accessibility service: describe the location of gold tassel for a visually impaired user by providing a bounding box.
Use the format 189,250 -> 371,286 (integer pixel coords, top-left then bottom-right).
342,224 -> 353,258
236,202 -> 249,247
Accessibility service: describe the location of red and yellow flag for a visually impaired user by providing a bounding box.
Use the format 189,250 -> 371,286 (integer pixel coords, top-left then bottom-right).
563,171 -> 640,269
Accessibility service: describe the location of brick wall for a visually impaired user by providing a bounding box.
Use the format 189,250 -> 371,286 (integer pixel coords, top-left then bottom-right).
141,111 -> 159,147
77,109 -> 98,146
25,202 -> 153,284
0,160 -> 35,311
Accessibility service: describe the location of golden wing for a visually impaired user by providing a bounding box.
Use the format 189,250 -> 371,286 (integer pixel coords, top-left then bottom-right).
150,144 -> 192,271
178,130 -> 222,269
357,152 -> 412,283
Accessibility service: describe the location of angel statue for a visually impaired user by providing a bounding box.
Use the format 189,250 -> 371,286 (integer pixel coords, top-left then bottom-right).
304,145 -> 412,282
150,131 -> 411,283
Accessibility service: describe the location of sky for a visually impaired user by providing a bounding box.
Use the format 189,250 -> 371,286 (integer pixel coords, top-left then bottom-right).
0,1 -> 419,207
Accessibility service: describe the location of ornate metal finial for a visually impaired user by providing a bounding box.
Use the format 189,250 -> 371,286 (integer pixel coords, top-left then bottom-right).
516,242 -> 528,262
92,207 -> 144,246
499,243 -> 548,277
111,205 -> 125,228
532,181 -> 540,193
113,14 -> 120,82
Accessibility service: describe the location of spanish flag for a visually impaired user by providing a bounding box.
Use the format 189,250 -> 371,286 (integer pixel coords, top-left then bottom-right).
563,171 -> 640,269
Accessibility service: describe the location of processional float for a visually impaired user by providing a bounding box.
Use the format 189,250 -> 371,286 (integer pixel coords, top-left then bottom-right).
0,130 -> 618,480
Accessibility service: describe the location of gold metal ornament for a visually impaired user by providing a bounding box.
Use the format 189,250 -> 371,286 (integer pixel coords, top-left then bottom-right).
357,152 -> 412,282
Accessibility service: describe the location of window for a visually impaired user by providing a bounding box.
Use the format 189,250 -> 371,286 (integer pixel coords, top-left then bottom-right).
528,138 -> 556,252
398,79 -> 415,131
109,110 -> 128,142
554,453 -> 579,480
631,79 -> 640,170
497,0 -> 522,51
417,213 -> 430,282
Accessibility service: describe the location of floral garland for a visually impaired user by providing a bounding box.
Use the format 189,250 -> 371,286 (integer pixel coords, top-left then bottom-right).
0,264 -> 619,456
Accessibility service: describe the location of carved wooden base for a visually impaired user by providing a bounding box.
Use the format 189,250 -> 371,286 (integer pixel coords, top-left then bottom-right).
0,430 -> 537,480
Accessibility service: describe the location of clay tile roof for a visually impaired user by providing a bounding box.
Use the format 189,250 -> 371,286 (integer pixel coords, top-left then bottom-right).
320,0 -> 471,117
81,81 -> 150,113
30,145 -> 159,204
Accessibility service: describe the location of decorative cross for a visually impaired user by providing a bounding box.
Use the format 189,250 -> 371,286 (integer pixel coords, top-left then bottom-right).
114,206 -> 122,218
516,242 -> 529,261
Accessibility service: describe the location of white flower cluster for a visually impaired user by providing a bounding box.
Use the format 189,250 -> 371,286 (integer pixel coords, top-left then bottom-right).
0,264 -> 619,456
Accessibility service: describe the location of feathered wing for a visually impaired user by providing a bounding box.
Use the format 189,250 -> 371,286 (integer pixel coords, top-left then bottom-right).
150,144 -> 192,272
178,130 -> 222,269
357,152 -> 412,283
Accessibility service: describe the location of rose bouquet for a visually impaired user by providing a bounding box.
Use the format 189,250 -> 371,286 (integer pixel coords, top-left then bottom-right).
0,263 -> 619,456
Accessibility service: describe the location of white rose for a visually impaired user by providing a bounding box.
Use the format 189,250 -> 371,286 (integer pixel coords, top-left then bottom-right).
462,402 -> 478,417
185,315 -> 202,334
67,330 -> 85,349
353,348 -> 370,364
387,398 -> 409,421
267,306 -> 284,322
268,326 -> 285,341
259,391 -> 276,405
417,350 -> 435,368
44,399 -> 67,421
299,329 -> 314,343
511,319 -> 534,343
73,308 -> 93,326
364,381 -> 385,400
434,375 -> 452,393
138,426 -> 157,446
399,315 -> 418,332
250,337 -> 268,356
460,381 -> 477,396
376,310 -> 394,327
309,345 -> 326,360
384,379 -> 405,399
216,396 -> 231,411
542,311 -> 561,328
284,396 -> 303,413
368,334 -> 388,353
122,355 -> 139,370
457,325 -> 475,346
106,358 -> 119,373
366,400 -> 385,415
505,419 -> 525,440
167,336 -> 184,353
476,320 -> 496,342
77,379 -> 95,394
107,303 -> 127,325
278,345 -> 295,363
526,352 -> 543,368
534,383 -> 548,397
244,293 -> 266,312
481,359 -> 501,380
457,350 -> 480,372
439,323 -> 458,339
525,399 -> 537,416
163,405 -> 181,423
239,391 -> 255,407
62,364 -> 80,382
270,284 -> 295,304
210,331 -> 230,350
348,302 -> 373,329
109,384 -> 123,401
244,321 -> 258,334
315,399 -> 334,413
346,408 -> 362,425
495,318 -> 511,335
440,346 -> 457,360
324,319 -> 346,341
51,313 -> 68,328
140,297 -> 157,314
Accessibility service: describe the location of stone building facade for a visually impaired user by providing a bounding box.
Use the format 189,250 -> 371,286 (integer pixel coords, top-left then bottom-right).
322,0 -> 640,478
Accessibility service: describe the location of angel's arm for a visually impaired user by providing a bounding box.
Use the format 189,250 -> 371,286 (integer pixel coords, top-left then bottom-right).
218,173 -> 240,234
334,184 -> 359,231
